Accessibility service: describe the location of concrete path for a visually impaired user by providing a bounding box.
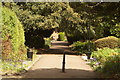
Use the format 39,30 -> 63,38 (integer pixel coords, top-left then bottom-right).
3,41 -> 100,78
19,54 -> 99,78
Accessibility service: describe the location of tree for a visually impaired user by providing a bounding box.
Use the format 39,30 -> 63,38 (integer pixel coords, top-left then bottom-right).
69,2 -> 120,38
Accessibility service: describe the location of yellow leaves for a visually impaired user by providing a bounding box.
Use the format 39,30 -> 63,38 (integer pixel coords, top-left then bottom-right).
111,53 -> 119,56
66,7 -> 74,13
73,13 -> 79,17
51,12 -> 60,17
66,12 -> 81,23
32,5 -> 38,10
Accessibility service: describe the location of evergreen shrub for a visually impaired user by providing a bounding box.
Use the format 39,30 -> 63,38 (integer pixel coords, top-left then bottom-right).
2,7 -> 26,60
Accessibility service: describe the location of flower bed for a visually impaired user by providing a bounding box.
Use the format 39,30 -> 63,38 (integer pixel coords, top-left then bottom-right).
89,48 -> 120,78
1,49 -> 38,75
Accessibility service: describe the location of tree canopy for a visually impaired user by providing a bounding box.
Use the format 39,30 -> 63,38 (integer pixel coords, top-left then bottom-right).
2,2 -> 120,45
69,2 -> 120,38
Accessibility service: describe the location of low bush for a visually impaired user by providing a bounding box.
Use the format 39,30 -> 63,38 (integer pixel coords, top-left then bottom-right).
91,48 -> 119,63
71,41 -> 95,55
90,48 -> 120,77
102,55 -> 120,75
94,36 -> 119,49
57,32 -> 66,41
44,38 -> 51,49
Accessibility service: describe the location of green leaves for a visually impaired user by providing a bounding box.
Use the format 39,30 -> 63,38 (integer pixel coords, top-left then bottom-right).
110,23 -> 120,37
91,48 -> 120,75
69,2 -> 120,38
2,7 -> 26,60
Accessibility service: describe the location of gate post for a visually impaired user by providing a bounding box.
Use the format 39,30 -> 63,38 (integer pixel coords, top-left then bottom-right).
62,51 -> 66,72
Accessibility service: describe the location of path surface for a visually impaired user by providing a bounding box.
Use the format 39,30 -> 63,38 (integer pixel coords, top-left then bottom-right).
19,54 -> 99,78
3,41 -> 99,78
37,41 -> 75,54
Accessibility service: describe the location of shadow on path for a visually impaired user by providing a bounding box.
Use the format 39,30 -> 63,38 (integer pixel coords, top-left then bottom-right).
37,41 -> 76,54
16,68 -> 100,78
51,41 -> 69,46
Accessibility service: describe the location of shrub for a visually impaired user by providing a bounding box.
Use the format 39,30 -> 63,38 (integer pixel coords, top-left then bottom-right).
91,48 -> 119,63
2,7 -> 26,61
65,31 -> 84,44
25,34 -> 45,49
57,32 -> 66,41
90,48 -> 120,76
65,28 -> 96,44
94,36 -> 119,49
71,41 -> 95,55
44,38 -> 51,49
102,55 -> 120,75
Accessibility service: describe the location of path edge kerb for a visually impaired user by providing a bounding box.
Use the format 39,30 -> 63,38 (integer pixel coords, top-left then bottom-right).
25,55 -> 41,70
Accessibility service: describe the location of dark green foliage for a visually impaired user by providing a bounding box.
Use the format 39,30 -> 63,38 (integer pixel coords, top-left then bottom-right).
66,36 -> 75,44
57,32 -> 65,41
14,2 -> 69,30
102,55 -> 120,75
25,31 -> 45,49
69,2 -> 120,38
14,2 -> 86,44
65,27 -> 96,44
24,28 -> 54,49
3,2 -> 120,49
94,36 -> 119,49
65,31 -> 84,44
66,35 -> 83,44
2,7 -> 26,60
71,41 -> 95,54
41,28 -> 55,37
44,38 -> 51,49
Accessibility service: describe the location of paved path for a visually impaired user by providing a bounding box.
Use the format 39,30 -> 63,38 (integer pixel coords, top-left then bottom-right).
19,54 -> 99,78
3,41 -> 100,78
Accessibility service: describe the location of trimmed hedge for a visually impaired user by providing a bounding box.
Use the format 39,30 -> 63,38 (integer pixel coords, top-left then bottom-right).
2,7 -> 26,60
94,36 -> 119,49
57,32 -> 65,41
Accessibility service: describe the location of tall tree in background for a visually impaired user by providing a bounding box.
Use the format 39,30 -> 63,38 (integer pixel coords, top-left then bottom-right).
69,2 -> 120,38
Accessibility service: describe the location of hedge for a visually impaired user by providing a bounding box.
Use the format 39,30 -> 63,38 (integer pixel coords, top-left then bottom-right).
94,36 -> 119,49
2,7 -> 26,60
57,32 -> 65,41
